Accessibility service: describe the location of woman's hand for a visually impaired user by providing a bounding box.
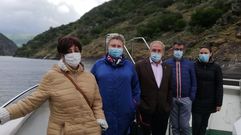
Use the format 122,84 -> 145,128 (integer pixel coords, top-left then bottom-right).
216,106 -> 221,112
97,119 -> 108,131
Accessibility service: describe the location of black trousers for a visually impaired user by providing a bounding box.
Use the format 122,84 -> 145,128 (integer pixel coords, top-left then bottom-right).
192,112 -> 211,135
140,111 -> 170,135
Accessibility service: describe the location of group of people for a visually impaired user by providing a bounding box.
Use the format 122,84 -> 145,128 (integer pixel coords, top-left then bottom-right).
0,33 -> 223,135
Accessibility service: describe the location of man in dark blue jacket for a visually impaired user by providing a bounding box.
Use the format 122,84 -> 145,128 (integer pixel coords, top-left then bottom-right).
165,41 -> 197,135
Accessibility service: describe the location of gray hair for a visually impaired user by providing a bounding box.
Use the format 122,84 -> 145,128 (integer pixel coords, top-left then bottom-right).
150,41 -> 165,49
150,40 -> 165,55
106,33 -> 125,46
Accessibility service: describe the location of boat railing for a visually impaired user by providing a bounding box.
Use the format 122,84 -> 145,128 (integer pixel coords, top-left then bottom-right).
2,80 -> 240,107
223,78 -> 241,90
127,36 -> 241,90
0,84 -> 39,135
129,36 -> 150,52
1,84 -> 39,108
123,45 -> 135,64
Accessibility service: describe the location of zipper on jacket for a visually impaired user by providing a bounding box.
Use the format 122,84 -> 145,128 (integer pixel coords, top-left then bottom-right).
176,61 -> 182,99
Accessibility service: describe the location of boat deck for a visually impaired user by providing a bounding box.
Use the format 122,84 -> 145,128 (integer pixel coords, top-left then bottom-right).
0,85 -> 239,135
16,101 -> 49,135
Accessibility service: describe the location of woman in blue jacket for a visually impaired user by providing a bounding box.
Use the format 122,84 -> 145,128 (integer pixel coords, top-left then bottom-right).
91,33 -> 140,135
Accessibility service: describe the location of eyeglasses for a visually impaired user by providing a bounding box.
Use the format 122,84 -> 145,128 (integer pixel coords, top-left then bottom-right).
174,48 -> 183,51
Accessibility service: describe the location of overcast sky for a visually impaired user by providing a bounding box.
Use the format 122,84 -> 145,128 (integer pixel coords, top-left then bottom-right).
0,0 -> 110,36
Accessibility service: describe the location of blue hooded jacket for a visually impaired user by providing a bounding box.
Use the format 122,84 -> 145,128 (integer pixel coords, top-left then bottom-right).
165,58 -> 197,101
91,57 -> 140,135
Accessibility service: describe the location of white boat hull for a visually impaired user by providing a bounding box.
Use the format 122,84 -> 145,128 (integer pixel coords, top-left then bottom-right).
0,85 -> 240,135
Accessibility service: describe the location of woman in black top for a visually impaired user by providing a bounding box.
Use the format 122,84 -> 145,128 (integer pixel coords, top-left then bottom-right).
192,45 -> 223,135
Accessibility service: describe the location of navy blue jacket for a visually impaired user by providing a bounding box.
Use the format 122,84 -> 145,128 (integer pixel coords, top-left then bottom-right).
91,57 -> 140,135
165,58 -> 197,101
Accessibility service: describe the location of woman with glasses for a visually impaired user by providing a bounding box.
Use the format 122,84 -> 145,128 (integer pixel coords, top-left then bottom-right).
192,45 -> 223,135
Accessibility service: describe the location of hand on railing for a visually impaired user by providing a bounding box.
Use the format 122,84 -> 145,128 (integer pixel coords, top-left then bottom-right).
216,106 -> 221,112
0,108 -> 10,124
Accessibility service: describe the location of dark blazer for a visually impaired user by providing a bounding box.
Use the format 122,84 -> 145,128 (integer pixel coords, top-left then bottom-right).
135,58 -> 172,114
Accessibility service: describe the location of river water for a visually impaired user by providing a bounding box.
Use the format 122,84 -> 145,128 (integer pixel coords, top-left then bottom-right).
0,56 -> 240,106
0,56 -> 95,106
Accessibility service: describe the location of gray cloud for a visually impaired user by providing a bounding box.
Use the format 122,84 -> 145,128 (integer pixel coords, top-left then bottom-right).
0,0 -> 80,35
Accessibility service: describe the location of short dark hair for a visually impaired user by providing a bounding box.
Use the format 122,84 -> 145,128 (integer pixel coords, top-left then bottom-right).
173,41 -> 186,47
200,44 -> 212,53
57,36 -> 82,54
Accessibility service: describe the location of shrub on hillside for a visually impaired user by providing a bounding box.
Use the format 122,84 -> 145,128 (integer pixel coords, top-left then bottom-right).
159,13 -> 183,31
174,19 -> 187,32
184,0 -> 208,6
137,20 -> 159,38
212,0 -> 232,13
155,0 -> 175,8
190,8 -> 223,28
129,16 -> 145,25
137,12 -> 186,37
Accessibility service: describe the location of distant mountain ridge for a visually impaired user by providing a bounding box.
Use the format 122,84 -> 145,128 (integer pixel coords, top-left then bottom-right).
14,0 -> 241,63
0,33 -> 17,56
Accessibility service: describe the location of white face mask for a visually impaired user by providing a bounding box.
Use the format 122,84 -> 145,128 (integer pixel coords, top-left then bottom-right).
64,52 -> 81,68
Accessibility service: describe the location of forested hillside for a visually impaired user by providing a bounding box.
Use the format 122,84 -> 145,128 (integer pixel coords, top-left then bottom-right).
15,0 -> 241,65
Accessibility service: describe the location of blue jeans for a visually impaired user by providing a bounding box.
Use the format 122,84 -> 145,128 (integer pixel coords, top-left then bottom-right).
170,97 -> 192,135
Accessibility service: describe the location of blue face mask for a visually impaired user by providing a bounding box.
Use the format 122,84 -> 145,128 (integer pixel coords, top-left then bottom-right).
151,52 -> 162,62
199,54 -> 210,62
108,48 -> 123,58
173,50 -> 183,59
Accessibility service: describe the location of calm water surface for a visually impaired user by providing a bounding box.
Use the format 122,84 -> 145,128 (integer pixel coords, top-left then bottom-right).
0,56 -> 96,106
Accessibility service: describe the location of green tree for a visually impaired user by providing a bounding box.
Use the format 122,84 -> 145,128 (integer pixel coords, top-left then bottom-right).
190,8 -> 223,28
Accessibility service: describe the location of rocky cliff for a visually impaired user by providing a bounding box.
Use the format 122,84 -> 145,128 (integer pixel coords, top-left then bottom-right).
0,33 -> 17,56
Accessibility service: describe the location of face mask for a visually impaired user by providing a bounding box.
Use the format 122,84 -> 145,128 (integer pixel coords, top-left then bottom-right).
199,54 -> 209,62
173,50 -> 183,59
108,48 -> 123,58
64,52 -> 81,68
151,52 -> 162,62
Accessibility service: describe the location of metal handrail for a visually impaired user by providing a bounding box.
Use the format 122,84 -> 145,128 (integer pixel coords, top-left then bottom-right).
1,84 -> 39,108
129,37 -> 150,50
223,79 -> 241,91
223,78 -> 241,82
129,37 -> 150,59
123,45 -> 135,64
